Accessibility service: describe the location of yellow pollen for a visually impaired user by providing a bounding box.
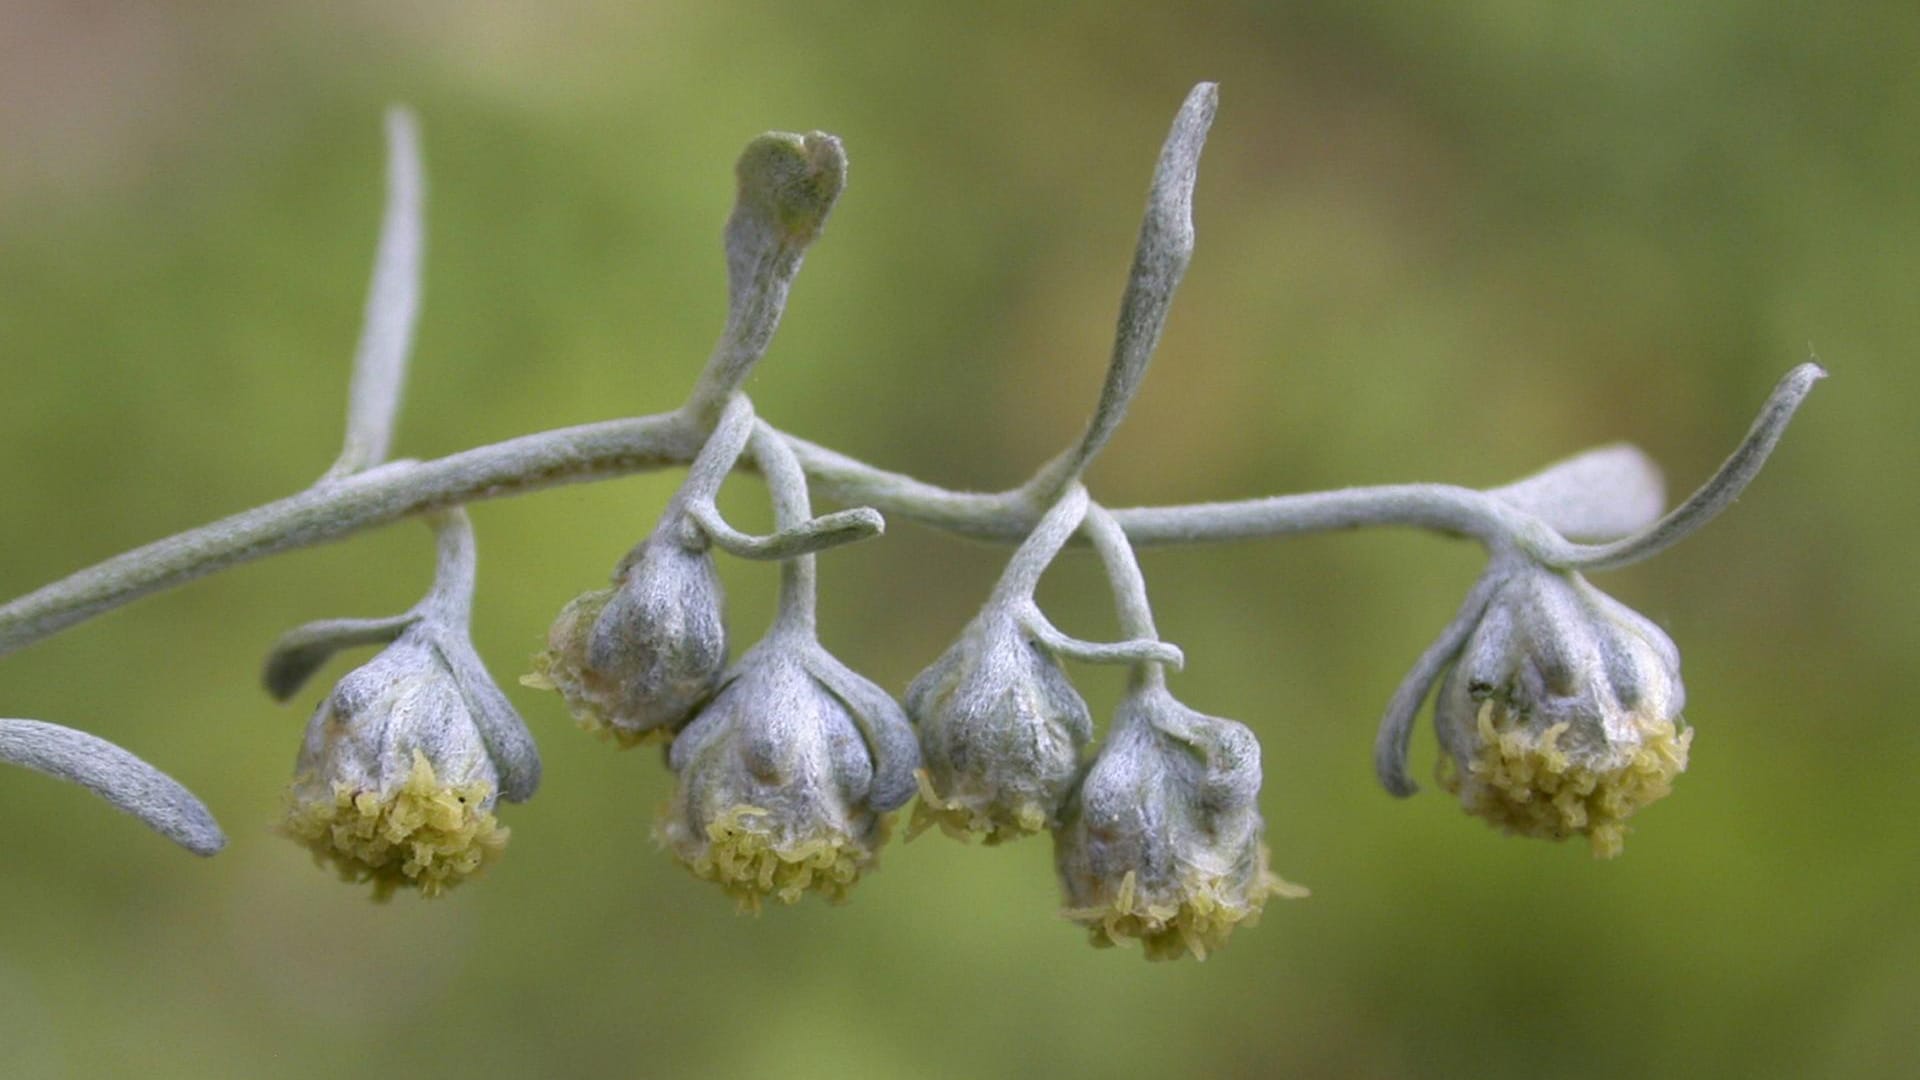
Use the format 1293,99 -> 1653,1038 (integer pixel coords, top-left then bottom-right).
1061,847 -> 1309,962
661,804 -> 880,912
1439,700 -> 1692,858
281,749 -> 506,900
906,768 -> 1050,846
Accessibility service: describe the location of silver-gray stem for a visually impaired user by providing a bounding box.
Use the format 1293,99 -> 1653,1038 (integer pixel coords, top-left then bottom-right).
752,420 -> 820,636
1081,502 -> 1169,692
326,108 -> 424,481
0,417 -> 1714,662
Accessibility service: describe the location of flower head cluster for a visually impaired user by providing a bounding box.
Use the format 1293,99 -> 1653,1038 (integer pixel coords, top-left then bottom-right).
902,487 -> 1304,959
281,630 -> 514,898
1431,567 -> 1690,858
1054,684 -> 1306,961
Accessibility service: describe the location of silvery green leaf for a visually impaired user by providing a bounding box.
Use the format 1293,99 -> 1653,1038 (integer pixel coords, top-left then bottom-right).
682,132 -> 849,421
1373,568 -> 1506,797
801,645 -> 918,812
1032,82 -> 1217,489
433,634 -> 542,803
1487,444 -> 1664,544
262,612 -> 419,702
0,718 -> 224,856
328,107 -> 425,479
1556,361 -> 1826,571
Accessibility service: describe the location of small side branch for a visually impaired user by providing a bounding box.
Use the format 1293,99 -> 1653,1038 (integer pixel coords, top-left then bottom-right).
1543,362 -> 1826,571
1027,82 -> 1217,497
327,108 -> 426,480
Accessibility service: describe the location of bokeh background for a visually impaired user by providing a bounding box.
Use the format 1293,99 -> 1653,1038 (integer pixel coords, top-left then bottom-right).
0,3 -> 1912,1077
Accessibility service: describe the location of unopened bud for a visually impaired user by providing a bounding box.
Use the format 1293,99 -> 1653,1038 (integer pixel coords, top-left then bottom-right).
1054,686 -> 1304,961
527,533 -> 728,747
907,608 -> 1090,843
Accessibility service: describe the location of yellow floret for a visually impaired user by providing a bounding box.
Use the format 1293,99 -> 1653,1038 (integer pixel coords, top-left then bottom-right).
1061,849 -> 1309,962
281,750 -> 506,900
905,768 -> 1050,845
661,805 -> 881,912
1439,700 -> 1692,858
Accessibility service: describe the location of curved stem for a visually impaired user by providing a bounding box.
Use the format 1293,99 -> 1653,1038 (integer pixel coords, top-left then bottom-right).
0,434 -> 1669,660
989,483 -> 1089,605
1020,606 -> 1184,670
993,484 -> 1186,670
1081,502 -> 1169,692
419,508 -> 478,625
1105,483 -> 1554,549
749,421 -> 818,636
679,394 -> 884,560
0,411 -> 700,658
688,501 -> 882,561
675,392 -> 759,509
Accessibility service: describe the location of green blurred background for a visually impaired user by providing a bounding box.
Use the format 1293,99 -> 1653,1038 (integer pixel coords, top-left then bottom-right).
0,3 -> 1912,1077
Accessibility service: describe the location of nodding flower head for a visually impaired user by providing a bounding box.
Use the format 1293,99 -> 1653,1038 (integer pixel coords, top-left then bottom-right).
657,632 -> 918,911
1435,566 -> 1690,858
1054,685 -> 1305,961
527,530 -> 728,747
906,608 -> 1091,843
282,632 -> 509,898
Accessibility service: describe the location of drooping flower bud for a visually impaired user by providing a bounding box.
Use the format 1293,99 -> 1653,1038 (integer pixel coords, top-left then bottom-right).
282,631 -> 513,898
1433,566 -> 1690,858
657,632 -> 916,911
1053,685 -> 1305,961
907,608 -> 1091,843
729,132 -> 847,255
527,521 -> 728,747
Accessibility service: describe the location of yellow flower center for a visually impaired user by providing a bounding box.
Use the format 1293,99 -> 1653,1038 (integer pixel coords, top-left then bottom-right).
1439,699 -> 1692,857
1061,847 -> 1309,962
660,804 -> 880,912
282,749 -> 506,899
906,768 -> 1050,845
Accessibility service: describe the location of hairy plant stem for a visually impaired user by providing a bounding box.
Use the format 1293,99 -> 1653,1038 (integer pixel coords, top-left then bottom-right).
0,358 -> 1815,660
0,416 -> 1664,660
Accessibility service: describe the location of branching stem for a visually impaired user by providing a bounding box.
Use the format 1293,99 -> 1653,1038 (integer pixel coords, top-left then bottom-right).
0,373 -> 1810,661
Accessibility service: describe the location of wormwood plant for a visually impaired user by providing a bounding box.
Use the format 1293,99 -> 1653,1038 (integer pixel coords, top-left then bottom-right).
0,85 -> 1822,960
